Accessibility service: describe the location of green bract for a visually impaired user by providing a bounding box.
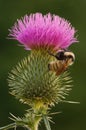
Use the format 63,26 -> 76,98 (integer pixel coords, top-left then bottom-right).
8,49 -> 72,107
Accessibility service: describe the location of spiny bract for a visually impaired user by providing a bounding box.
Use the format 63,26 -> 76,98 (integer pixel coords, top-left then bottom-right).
8,49 -> 72,107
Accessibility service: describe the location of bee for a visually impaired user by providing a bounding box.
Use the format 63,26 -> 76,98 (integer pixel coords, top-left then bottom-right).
48,49 -> 75,76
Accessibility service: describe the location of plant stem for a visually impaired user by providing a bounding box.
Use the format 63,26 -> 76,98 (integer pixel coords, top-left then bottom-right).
30,115 -> 42,130
30,124 -> 38,130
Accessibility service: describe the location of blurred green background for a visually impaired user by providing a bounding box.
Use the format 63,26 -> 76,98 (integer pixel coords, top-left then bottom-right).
0,0 -> 86,130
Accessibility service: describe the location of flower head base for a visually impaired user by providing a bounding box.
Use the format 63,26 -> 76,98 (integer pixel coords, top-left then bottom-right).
9,13 -> 77,50
8,50 -> 72,107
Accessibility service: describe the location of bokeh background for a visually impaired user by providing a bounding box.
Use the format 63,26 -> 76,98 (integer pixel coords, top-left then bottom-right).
0,0 -> 86,130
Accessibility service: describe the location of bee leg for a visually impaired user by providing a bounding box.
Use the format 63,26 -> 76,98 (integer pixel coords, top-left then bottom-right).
56,71 -> 61,76
55,69 -> 64,76
48,63 -> 51,70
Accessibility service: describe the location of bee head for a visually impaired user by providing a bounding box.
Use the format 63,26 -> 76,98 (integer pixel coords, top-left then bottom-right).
55,49 -> 66,60
55,49 -> 75,64
48,49 -> 75,65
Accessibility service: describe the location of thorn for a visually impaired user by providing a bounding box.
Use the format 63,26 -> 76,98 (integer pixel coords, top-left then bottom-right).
62,100 -> 80,104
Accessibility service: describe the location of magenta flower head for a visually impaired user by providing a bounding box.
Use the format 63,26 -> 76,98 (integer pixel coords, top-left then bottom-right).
9,13 -> 77,50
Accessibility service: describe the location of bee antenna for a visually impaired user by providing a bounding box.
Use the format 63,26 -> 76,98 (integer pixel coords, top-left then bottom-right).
63,48 -> 71,52
47,51 -> 55,57
63,48 -> 67,51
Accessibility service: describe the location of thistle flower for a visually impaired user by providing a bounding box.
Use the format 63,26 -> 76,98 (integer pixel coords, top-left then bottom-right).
0,13 -> 78,130
9,13 -> 77,50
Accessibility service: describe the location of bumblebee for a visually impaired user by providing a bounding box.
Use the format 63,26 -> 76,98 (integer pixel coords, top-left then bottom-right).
48,49 -> 75,76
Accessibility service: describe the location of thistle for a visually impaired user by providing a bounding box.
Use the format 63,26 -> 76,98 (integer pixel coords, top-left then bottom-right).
0,13 -> 78,130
